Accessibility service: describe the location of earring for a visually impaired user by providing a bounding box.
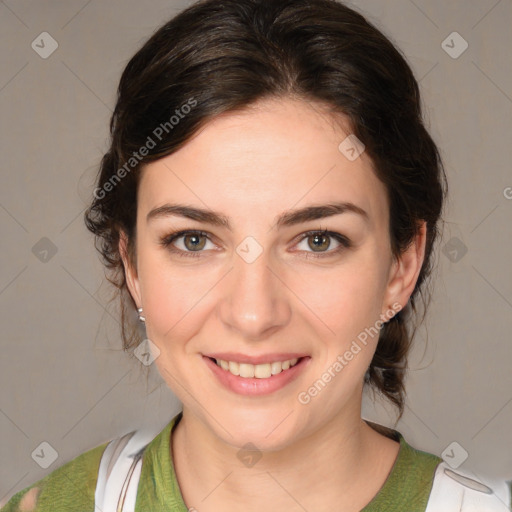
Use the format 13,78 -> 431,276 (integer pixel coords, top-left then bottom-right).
137,307 -> 146,323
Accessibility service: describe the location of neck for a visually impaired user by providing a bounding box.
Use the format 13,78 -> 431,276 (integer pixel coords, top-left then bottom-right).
171,396 -> 399,511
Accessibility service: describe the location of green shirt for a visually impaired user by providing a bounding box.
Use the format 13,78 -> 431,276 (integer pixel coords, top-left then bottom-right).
1,412 -> 444,511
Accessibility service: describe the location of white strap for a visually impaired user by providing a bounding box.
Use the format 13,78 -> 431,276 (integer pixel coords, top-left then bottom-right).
95,426 -> 160,512
425,462 -> 511,511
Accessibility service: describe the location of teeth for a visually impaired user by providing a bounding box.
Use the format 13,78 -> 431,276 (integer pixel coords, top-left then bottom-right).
271,361 -> 282,375
215,357 -> 300,378
254,363 -> 271,378
239,363 -> 255,378
228,361 -> 239,375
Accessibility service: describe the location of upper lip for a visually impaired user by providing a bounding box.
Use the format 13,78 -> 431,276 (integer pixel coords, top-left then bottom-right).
204,353 -> 309,365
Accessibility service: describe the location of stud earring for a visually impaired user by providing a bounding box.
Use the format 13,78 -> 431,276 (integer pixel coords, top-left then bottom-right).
137,307 -> 145,323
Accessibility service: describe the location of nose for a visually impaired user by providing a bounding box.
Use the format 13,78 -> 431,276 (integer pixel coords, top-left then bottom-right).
217,247 -> 292,340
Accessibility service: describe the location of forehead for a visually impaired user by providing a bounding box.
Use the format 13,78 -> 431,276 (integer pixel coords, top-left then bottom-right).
138,98 -> 388,227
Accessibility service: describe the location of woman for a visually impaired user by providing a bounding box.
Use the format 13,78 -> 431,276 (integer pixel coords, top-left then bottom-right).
2,0 -> 510,510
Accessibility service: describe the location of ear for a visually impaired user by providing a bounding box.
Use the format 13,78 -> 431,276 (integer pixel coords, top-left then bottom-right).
381,221 -> 427,317
119,230 -> 142,309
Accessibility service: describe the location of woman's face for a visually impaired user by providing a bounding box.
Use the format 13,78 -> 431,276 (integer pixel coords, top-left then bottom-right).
121,98 -> 424,450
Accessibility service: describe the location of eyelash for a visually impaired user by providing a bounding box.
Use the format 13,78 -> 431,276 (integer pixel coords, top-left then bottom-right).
158,229 -> 352,259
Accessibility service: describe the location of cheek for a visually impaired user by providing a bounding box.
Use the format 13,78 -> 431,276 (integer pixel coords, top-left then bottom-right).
293,255 -> 387,336
136,251 -> 210,349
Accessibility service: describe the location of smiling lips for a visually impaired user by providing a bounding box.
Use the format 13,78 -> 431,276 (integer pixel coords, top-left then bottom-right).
205,352 -> 308,378
214,357 -> 301,378
204,354 -> 310,395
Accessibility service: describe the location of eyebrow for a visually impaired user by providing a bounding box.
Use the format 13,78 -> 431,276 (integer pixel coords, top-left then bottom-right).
146,201 -> 369,229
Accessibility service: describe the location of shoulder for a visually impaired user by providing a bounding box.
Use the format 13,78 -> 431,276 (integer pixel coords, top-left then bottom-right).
0,440 -> 109,512
366,420 -> 442,473
385,426 -> 511,511
426,462 -> 512,511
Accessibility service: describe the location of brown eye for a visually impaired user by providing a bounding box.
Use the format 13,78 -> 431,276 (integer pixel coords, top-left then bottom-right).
307,233 -> 331,252
182,233 -> 207,251
294,230 -> 351,258
160,230 -> 214,257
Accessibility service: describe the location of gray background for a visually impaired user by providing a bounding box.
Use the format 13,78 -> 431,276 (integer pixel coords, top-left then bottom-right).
1,0 -> 511,504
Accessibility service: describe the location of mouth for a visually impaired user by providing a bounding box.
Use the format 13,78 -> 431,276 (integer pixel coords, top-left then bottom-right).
208,356 -> 302,378
203,354 -> 311,396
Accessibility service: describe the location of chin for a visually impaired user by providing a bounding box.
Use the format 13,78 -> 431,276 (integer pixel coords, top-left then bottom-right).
209,406 -> 303,451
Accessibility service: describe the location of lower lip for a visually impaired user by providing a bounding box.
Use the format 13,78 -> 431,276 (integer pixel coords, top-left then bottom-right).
203,356 -> 310,396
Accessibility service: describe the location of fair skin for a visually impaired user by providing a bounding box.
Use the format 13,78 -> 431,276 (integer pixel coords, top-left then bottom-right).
120,97 -> 426,511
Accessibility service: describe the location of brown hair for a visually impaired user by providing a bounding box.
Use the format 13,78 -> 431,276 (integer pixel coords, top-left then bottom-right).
84,0 -> 447,421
